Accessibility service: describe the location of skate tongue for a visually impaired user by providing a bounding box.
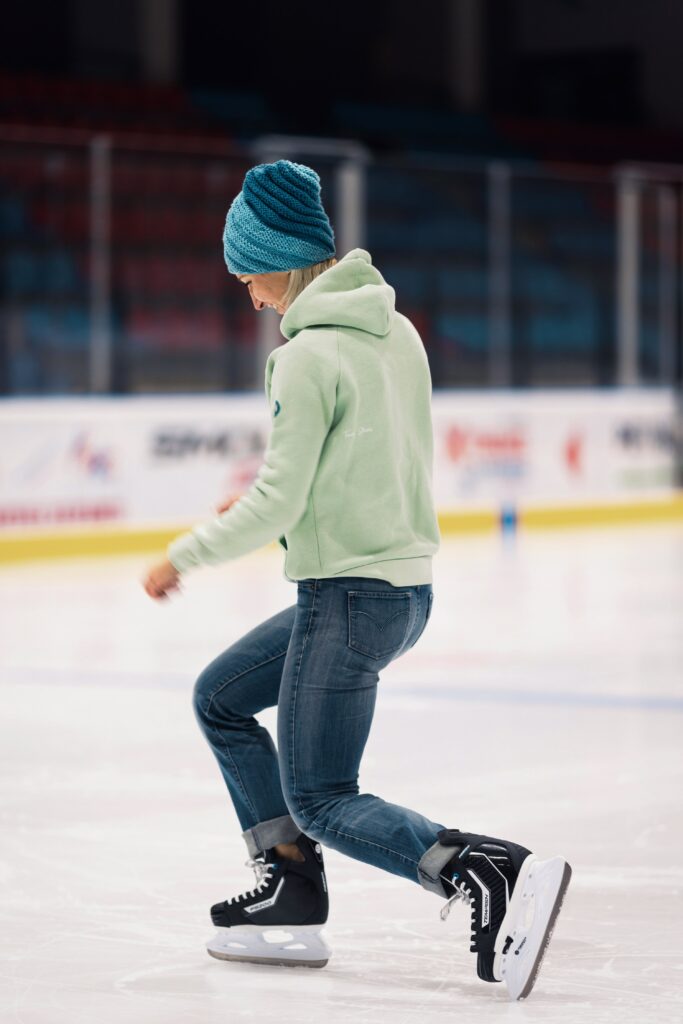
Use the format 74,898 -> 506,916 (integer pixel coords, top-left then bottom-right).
437,828 -> 464,846
254,845 -> 276,861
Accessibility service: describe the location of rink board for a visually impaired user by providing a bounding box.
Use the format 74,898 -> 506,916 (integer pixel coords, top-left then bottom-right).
0,388 -> 681,561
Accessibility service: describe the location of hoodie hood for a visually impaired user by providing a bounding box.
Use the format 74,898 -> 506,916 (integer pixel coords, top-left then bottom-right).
280,248 -> 395,340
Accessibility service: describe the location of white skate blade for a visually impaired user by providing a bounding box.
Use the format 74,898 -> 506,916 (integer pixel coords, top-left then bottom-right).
493,853 -> 572,1000
206,924 -> 331,968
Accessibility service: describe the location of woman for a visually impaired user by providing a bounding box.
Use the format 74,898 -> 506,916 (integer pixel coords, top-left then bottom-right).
142,159 -> 570,999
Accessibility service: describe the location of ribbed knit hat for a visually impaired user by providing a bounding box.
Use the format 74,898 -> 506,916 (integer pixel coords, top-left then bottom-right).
223,159 -> 336,275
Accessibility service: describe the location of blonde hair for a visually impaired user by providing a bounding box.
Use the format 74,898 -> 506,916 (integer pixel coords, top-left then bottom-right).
282,257 -> 336,309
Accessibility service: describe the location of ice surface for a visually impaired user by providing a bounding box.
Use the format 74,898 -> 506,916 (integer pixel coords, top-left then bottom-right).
1,524 -> 682,1023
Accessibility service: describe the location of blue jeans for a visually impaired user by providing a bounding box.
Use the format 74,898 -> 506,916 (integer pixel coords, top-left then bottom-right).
192,576 -> 453,898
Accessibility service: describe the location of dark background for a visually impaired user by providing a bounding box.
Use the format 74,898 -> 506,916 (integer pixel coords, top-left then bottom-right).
2,0 -> 683,160
1,0 -> 682,396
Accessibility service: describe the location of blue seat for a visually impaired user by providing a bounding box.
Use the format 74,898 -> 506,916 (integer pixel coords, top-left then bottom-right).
436,313 -> 489,351
4,251 -> 41,295
513,263 -> 591,305
9,348 -> 42,393
24,303 -> 89,352
0,195 -> 26,238
512,188 -> 591,218
44,251 -> 79,294
527,307 -> 598,352
60,305 -> 90,350
380,264 -> 428,303
551,229 -> 615,257
436,266 -> 488,300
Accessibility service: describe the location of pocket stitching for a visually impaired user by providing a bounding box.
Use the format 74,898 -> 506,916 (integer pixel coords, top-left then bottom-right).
347,591 -> 411,659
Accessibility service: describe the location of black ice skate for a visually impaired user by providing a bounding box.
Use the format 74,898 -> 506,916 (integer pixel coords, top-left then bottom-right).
206,832 -> 330,968
437,828 -> 571,1000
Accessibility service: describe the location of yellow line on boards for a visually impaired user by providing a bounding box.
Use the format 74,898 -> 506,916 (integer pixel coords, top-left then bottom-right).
438,509 -> 499,532
0,528 -> 181,564
0,497 -> 682,564
520,496 -> 683,528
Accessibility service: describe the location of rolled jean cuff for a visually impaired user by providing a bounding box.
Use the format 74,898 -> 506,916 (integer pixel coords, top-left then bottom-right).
241,814 -> 302,859
417,838 -> 456,898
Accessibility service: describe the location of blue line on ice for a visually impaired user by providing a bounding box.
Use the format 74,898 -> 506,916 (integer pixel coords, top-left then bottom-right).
3,667 -> 682,711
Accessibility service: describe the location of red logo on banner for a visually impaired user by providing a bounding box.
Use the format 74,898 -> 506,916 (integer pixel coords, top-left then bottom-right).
446,426 -> 526,463
564,433 -> 583,475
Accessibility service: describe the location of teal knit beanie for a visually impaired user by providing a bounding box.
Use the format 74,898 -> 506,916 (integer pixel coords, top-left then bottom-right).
223,159 -> 336,275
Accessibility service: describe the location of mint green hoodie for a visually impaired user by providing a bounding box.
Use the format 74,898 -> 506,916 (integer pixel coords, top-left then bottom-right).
167,248 -> 441,586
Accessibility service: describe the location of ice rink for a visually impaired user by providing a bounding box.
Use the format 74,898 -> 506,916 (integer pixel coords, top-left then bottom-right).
1,523 -> 682,1024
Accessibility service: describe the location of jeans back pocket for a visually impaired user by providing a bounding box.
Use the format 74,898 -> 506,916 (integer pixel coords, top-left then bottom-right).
347,591 -> 411,660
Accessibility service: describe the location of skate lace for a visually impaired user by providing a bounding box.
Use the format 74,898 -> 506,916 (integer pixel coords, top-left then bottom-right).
439,879 -> 473,922
440,879 -> 482,952
225,857 -> 277,906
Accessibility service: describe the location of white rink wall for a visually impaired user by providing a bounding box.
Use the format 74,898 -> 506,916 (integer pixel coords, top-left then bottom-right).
0,388 -> 680,535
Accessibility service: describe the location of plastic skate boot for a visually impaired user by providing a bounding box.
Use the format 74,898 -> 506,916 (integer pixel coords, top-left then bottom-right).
206,832 -> 331,967
437,828 -> 571,1000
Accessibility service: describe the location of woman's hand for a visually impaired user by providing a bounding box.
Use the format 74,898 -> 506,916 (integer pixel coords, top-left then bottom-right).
142,496 -> 243,600
143,558 -> 182,601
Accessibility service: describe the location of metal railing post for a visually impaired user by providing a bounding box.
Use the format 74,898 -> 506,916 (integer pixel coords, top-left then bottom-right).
487,161 -> 512,387
89,135 -> 112,393
657,184 -> 677,385
616,169 -> 640,386
334,158 -> 365,256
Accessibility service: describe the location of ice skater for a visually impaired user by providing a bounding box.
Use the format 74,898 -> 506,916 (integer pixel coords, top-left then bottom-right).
142,158 -> 571,1000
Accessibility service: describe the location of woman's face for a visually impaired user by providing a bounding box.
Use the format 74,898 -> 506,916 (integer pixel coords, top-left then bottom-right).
237,272 -> 289,315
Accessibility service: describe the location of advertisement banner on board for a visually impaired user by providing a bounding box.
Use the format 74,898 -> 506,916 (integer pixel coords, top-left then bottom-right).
0,397 -> 270,529
430,390 -> 678,507
0,390 -> 678,531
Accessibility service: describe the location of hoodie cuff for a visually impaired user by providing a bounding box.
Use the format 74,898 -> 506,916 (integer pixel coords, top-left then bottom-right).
167,533 -> 201,574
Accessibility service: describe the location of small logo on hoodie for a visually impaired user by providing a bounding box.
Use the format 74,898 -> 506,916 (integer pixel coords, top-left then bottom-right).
344,426 -> 373,439
273,400 -> 281,417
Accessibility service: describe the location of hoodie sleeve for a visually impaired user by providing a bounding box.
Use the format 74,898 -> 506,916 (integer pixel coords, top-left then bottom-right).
166,342 -> 338,573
